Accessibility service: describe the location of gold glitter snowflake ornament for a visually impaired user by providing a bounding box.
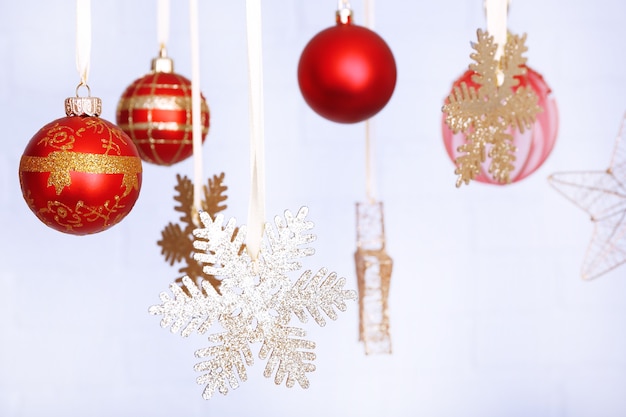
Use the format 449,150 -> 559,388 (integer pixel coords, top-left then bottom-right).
443,29 -> 541,187
150,206 -> 357,399
158,173 -> 228,291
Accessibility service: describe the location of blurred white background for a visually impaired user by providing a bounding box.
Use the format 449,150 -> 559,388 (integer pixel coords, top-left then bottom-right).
1,1 -> 625,416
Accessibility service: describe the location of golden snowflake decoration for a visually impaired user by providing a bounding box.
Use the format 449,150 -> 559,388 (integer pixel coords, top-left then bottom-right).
157,173 -> 228,291
548,114 -> 626,280
443,29 -> 542,187
150,206 -> 357,399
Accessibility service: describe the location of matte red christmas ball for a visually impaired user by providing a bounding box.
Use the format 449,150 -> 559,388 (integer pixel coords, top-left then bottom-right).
442,65 -> 559,184
19,94 -> 143,235
116,52 -> 210,166
297,9 -> 397,124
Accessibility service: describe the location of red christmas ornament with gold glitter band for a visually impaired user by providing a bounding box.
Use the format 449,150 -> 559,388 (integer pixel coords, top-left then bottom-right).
116,50 -> 210,166
19,88 -> 143,235
297,6 -> 396,124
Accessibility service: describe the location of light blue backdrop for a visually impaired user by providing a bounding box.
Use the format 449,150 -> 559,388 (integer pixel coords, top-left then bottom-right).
1,1 -> 625,416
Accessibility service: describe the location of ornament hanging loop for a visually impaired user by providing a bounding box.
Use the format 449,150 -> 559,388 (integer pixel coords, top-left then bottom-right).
66,82 -> 102,117
75,81 -> 91,98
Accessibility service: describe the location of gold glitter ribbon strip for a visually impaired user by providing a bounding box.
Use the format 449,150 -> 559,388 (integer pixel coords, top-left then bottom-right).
20,152 -> 142,196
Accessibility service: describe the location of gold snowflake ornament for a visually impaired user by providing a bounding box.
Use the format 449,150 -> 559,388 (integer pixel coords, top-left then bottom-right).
150,206 -> 357,399
548,115 -> 626,280
443,29 -> 541,187
158,173 -> 228,290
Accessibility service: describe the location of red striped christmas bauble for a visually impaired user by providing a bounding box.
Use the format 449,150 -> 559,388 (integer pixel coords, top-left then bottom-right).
117,69 -> 209,166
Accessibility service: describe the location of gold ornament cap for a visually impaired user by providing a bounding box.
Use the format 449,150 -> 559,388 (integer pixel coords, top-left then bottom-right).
65,83 -> 102,117
151,47 -> 174,73
336,7 -> 353,24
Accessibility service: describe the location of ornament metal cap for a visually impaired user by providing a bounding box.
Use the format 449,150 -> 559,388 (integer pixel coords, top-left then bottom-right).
336,6 -> 353,24
65,83 -> 102,117
151,47 -> 174,73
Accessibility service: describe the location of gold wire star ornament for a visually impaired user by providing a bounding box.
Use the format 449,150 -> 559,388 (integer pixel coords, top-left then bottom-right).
442,29 -> 541,187
548,114 -> 626,280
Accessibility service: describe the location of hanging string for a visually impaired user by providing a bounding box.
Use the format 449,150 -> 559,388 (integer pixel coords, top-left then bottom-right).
337,0 -> 351,9
364,120 -> 375,202
189,0 -> 204,215
245,0 -> 266,262
364,0 -> 376,203
608,112 -> 626,169
364,0 -> 374,28
485,0 -> 509,81
157,0 -> 170,52
75,0 -> 91,87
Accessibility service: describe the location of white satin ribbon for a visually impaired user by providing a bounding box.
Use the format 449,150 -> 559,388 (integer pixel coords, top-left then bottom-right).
364,0 -> 374,28
245,0 -> 266,262
189,0 -> 203,214
75,0 -> 91,86
364,0 -> 376,203
338,0 -> 351,10
157,0 -> 170,50
485,0 -> 509,62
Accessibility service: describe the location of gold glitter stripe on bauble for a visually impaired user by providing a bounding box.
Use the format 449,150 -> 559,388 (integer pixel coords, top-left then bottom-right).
118,95 -> 189,111
129,136 -> 192,145
117,95 -> 209,112
20,151 -> 142,196
116,121 -> 209,134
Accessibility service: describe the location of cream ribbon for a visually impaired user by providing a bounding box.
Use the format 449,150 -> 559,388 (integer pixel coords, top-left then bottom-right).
189,0 -> 204,214
364,0 -> 376,203
338,0 -> 351,9
245,0 -> 266,262
157,0 -> 170,51
364,0 -> 374,28
75,0 -> 91,86
485,0 -> 509,63
365,120 -> 376,203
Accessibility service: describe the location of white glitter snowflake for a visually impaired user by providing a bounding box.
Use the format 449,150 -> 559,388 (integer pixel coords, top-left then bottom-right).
150,206 -> 356,399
